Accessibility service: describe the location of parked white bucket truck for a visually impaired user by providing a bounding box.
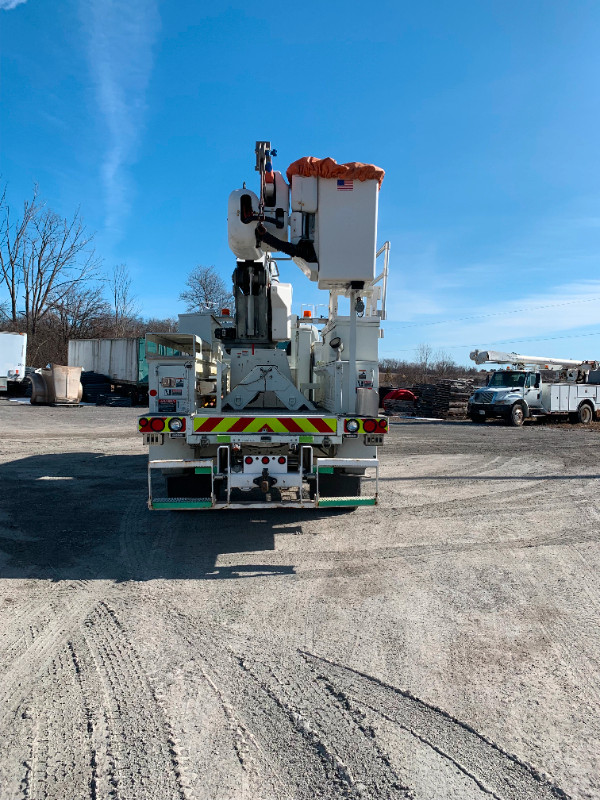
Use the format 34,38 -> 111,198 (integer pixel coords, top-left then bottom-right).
468,349 -> 600,426
138,142 -> 390,509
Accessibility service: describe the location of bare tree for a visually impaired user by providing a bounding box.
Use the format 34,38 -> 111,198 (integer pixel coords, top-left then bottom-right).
50,283 -> 111,344
0,299 -> 10,326
380,351 -> 485,389
379,357 -> 401,384
0,184 -> 38,326
0,184 -> 99,337
415,342 -> 433,382
179,265 -> 233,312
432,349 -> 456,377
109,263 -> 139,337
144,317 -> 178,333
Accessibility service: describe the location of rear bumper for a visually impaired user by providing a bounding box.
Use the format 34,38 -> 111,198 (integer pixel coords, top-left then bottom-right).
147,456 -> 378,510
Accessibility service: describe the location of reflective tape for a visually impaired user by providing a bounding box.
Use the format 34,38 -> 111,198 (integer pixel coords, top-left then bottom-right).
193,416 -> 337,434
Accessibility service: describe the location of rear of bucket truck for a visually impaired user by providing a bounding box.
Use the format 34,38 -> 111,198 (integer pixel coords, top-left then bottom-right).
139,142 -> 390,509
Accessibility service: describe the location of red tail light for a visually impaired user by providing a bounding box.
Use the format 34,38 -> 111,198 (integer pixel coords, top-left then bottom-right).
363,419 -> 377,433
150,418 -> 165,432
245,456 -> 253,464
278,456 -> 286,464
261,456 -> 270,464
378,418 -> 388,431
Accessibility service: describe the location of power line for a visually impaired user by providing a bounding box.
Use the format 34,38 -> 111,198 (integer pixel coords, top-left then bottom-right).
391,296 -> 600,330
385,330 -> 600,354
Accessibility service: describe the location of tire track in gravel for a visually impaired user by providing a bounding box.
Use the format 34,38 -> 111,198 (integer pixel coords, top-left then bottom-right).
22,642 -> 94,800
0,593 -> 99,800
81,601 -> 188,800
0,584 -> 100,736
166,614 -> 572,799
0,580 -> 91,679
302,651 -> 571,800
236,651 -> 412,798
1,600 -> 189,800
170,616 -> 412,799
382,477 -> 557,511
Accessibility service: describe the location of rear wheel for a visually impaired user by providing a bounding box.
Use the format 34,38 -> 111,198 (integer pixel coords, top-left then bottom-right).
508,403 -> 525,427
577,403 -> 594,424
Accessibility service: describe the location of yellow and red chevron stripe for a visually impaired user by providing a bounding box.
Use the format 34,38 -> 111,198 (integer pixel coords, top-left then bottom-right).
193,416 -> 337,434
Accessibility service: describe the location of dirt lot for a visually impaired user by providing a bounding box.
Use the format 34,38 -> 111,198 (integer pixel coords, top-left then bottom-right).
0,400 -> 599,799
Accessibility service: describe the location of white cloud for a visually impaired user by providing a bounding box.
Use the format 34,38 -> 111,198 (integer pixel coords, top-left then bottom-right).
82,0 -> 160,233
0,0 -> 28,9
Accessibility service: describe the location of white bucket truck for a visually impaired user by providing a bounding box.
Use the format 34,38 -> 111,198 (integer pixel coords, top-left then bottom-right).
468,349 -> 600,426
138,141 -> 390,509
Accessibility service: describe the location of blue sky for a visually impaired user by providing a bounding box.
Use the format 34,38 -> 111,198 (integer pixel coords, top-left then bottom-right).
1,0 -> 600,365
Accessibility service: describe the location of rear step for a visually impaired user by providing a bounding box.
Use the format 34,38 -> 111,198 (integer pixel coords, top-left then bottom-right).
317,496 -> 376,507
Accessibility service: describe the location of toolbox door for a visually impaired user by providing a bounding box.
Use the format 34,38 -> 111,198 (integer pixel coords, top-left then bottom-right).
157,365 -> 191,415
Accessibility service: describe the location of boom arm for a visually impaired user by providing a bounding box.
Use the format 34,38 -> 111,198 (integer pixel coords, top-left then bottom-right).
470,349 -> 589,369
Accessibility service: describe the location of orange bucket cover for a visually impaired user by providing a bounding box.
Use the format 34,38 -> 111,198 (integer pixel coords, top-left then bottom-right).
286,156 -> 385,189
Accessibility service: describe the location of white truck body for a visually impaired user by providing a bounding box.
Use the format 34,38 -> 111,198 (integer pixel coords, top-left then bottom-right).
544,382 -> 600,412
138,142 -> 389,509
0,332 -> 27,392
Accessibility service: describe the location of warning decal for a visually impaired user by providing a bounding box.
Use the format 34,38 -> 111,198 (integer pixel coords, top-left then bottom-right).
193,416 -> 337,434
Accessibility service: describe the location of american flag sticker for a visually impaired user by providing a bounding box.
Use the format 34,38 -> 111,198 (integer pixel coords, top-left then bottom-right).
337,179 -> 353,191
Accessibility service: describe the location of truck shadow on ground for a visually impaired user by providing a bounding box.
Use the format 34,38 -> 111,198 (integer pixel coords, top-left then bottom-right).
0,452 -> 339,582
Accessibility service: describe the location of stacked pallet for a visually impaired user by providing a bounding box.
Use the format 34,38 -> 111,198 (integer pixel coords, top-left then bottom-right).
413,380 -> 475,419
80,371 -> 112,403
387,399 -> 417,415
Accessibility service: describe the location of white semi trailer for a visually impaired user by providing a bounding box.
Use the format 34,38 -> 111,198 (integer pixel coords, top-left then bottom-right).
468,349 -> 600,426
0,332 -> 27,392
138,141 -> 390,509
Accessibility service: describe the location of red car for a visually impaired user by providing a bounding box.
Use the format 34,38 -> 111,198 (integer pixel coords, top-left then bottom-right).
383,388 -> 417,414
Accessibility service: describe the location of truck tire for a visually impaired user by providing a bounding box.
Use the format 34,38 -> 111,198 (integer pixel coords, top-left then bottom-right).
508,403 -> 525,427
577,403 -> 594,424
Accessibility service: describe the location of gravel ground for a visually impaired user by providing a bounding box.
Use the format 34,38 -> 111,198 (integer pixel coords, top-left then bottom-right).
0,400 -> 598,799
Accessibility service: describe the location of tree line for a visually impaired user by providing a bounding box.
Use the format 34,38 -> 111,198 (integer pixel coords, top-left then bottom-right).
380,343 -> 483,386
0,186 -> 232,367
